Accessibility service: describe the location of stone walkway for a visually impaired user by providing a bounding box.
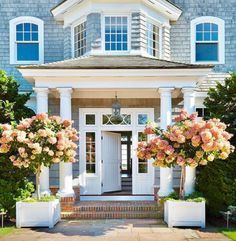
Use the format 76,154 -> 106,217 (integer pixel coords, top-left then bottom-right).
0,219 -> 231,241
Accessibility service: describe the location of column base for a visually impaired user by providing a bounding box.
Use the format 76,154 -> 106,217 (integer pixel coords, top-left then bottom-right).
57,189 -> 75,198
158,188 -> 174,197
32,190 -> 51,198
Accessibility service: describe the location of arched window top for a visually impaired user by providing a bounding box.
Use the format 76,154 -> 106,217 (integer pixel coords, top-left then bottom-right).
191,16 -> 225,64
10,16 -> 44,64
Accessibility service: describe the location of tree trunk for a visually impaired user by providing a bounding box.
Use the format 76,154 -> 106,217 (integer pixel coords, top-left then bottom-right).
179,165 -> 186,200
35,170 -> 41,200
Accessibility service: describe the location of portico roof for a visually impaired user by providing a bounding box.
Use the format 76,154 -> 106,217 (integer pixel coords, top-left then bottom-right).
18,55 -> 212,70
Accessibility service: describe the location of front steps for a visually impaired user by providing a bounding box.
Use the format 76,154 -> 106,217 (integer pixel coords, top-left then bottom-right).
61,201 -> 162,220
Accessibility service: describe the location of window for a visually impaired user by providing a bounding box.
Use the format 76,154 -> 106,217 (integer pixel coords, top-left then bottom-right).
85,114 -> 95,125
196,108 -> 209,118
86,132 -> 96,174
191,16 -> 225,64
74,21 -> 86,57
138,114 -> 148,125
146,22 -> 160,58
138,132 -> 148,173
104,16 -> 128,51
102,114 -> 131,125
10,16 -> 44,64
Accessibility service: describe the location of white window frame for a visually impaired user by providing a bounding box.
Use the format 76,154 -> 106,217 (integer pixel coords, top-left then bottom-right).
71,17 -> 87,58
10,16 -> 44,65
146,18 -> 162,59
101,14 -> 131,54
191,16 -> 225,64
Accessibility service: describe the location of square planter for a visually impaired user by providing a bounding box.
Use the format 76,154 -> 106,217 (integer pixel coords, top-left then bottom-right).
164,200 -> 205,228
16,199 -> 61,228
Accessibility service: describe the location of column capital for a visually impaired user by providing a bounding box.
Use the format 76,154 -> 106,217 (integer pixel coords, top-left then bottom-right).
158,87 -> 175,95
57,87 -> 73,97
182,87 -> 196,95
33,87 -> 49,94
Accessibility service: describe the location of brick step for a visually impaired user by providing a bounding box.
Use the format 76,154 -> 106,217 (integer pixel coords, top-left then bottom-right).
61,211 -> 162,220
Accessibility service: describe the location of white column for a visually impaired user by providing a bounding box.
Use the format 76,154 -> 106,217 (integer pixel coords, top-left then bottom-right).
182,87 -> 196,195
158,88 -> 174,197
34,87 -> 51,195
57,88 -> 75,197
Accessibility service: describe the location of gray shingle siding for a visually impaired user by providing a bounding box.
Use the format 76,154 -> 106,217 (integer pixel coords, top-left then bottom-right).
0,0 -> 64,91
171,0 -> 236,72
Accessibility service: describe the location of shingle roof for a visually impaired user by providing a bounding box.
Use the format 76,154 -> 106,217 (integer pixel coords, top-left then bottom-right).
18,55 -> 213,70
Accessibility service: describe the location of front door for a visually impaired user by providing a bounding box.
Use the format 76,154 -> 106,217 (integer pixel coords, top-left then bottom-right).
102,132 -> 121,193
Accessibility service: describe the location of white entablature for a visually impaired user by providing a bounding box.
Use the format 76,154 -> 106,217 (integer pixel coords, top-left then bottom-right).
52,0 -> 182,27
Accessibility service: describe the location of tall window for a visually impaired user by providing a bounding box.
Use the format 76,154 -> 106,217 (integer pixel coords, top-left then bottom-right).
191,16 -> 225,64
10,16 -> 44,64
105,16 -> 128,51
74,21 -> 87,57
146,22 -> 160,58
86,132 -> 96,174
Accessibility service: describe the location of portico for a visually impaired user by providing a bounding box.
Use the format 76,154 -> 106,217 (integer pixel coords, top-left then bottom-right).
18,55 -> 212,199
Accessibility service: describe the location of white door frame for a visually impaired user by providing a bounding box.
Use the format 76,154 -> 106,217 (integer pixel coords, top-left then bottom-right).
79,108 -> 155,195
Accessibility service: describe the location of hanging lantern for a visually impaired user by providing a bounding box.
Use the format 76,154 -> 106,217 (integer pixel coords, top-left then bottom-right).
112,95 -> 121,117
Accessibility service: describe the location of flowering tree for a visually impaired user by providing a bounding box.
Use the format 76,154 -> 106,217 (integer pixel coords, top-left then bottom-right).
0,113 -> 79,199
137,110 -> 234,199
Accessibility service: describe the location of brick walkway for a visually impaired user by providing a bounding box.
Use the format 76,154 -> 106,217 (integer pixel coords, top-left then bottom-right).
0,219 -> 231,241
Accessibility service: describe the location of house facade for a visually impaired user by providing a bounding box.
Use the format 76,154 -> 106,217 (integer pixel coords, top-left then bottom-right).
0,0 -> 235,200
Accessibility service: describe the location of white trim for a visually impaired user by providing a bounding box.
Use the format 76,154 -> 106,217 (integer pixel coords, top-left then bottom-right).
9,16 -> 44,65
101,14 -> 131,54
190,16 -> 225,65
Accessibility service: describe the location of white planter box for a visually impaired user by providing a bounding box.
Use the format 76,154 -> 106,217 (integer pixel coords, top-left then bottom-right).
16,199 -> 61,228
164,200 -> 205,228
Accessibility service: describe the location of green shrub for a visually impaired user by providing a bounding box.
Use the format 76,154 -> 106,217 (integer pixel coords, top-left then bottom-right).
196,73 -> 236,216
0,70 -> 35,218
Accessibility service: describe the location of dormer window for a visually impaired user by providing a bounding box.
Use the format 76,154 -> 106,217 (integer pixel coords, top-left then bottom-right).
104,16 -> 128,51
146,21 -> 161,58
191,16 -> 225,64
74,21 -> 87,57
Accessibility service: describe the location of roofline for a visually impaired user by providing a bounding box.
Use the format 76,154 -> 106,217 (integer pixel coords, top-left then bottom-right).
51,0 -> 182,21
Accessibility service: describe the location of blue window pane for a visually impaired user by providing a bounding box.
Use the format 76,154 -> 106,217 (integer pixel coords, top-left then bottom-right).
111,34 -> 116,41
24,23 -> 31,31
204,23 -> 210,31
32,33 -> 38,41
17,43 -> 39,61
122,25 -> 127,33
111,25 -> 116,33
111,43 -> 116,50
16,24 -> 23,31
117,34 -> 121,41
16,32 -> 23,41
196,43 -> 218,62
105,25 -> 110,33
117,17 -> 121,24
123,34 -> 127,42
111,17 -> 116,24
105,17 -> 110,25
123,43 -> 127,50
105,34 -> 110,42
32,24 -> 38,31
138,114 -> 148,125
212,32 -> 218,41
196,32 -> 203,41
117,43 -> 121,50
24,32 -> 31,41
117,25 -> 122,33
122,17 -> 127,24
204,32 -> 211,41
196,23 -> 203,31
105,43 -> 110,50
212,24 -> 218,31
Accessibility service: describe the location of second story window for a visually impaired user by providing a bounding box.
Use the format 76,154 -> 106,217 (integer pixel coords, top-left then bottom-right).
146,22 -> 160,58
105,16 -> 128,51
74,21 -> 87,57
10,16 -> 44,64
191,16 -> 225,64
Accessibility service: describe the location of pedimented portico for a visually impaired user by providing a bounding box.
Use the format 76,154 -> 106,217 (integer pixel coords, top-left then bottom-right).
18,55 -> 212,200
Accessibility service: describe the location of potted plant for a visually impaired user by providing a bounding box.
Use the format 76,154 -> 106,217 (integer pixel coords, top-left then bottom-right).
0,113 -> 79,228
137,110 -> 234,228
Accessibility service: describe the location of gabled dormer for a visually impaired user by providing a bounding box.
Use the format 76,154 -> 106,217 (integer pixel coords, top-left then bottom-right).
51,0 -> 181,60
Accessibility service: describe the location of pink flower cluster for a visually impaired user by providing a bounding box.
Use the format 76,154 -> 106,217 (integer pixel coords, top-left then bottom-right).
137,110 -> 234,168
0,113 -> 79,170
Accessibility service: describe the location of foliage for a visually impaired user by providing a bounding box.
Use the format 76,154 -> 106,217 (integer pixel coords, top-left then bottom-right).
137,110 -> 234,199
197,73 -> 236,216
222,229 -> 236,241
0,227 -> 17,236
0,70 -> 35,218
0,113 -> 79,199
21,195 -> 57,203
